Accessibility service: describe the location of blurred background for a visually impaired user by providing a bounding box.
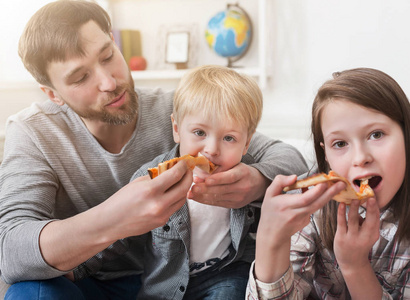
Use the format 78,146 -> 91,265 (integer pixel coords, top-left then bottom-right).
1,0 -> 410,166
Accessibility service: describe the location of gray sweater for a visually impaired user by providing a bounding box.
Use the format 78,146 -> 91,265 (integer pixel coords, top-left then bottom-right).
0,88 -> 307,284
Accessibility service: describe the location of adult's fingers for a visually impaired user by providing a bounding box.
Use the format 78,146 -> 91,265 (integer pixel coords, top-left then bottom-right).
152,160 -> 190,193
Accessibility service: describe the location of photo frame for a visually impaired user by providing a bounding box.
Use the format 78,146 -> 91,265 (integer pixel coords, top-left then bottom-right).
154,23 -> 199,70
166,32 -> 190,65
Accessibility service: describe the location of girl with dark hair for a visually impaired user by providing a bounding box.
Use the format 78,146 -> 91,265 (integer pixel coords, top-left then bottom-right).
247,68 -> 410,299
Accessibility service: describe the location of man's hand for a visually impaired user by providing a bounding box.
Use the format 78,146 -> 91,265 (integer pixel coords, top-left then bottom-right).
39,160 -> 193,272
188,163 -> 270,208
104,160 -> 194,238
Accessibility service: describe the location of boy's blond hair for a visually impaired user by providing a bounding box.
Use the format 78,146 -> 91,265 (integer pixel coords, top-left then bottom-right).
173,65 -> 263,136
18,0 -> 112,88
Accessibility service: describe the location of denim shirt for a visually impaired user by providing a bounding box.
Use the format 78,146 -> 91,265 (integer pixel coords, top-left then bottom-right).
131,145 -> 257,300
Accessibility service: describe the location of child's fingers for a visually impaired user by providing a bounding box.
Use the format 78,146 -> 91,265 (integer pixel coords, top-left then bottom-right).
336,203 -> 347,235
266,174 -> 298,198
361,198 -> 380,232
346,200 -> 361,231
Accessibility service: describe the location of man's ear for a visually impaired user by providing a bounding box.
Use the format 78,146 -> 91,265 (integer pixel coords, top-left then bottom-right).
171,114 -> 180,143
40,85 -> 65,106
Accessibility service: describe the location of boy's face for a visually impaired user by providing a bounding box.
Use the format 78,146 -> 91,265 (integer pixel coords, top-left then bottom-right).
43,20 -> 137,126
172,113 -> 251,177
320,99 -> 406,209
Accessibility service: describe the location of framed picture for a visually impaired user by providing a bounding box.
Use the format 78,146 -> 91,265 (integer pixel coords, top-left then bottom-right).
166,32 -> 190,64
154,23 -> 199,70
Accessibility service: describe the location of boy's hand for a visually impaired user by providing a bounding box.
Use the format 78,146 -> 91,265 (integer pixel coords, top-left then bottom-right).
188,163 -> 269,208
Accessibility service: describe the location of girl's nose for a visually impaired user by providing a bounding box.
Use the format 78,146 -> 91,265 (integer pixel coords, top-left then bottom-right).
352,144 -> 373,167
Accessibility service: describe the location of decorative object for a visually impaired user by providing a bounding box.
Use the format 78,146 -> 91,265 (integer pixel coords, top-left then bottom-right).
166,32 -> 190,69
129,56 -> 147,71
154,23 -> 199,71
120,30 -> 142,68
205,3 -> 253,67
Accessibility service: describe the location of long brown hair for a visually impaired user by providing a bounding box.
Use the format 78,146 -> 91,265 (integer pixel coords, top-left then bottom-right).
18,0 -> 112,88
311,68 -> 410,250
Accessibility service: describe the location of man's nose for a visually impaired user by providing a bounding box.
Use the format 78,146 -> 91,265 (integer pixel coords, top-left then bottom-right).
97,68 -> 116,92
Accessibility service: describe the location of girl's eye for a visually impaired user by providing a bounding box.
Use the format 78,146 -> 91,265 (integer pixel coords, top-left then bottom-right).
193,130 -> 205,137
332,141 -> 347,149
370,131 -> 384,140
224,136 -> 235,142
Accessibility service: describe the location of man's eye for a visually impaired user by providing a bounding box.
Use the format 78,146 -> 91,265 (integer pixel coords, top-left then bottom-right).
74,74 -> 88,84
103,52 -> 114,62
370,131 -> 384,140
194,130 -> 205,137
332,141 -> 347,149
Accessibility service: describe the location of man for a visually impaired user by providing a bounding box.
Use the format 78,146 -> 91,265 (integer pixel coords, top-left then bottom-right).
0,1 -> 308,299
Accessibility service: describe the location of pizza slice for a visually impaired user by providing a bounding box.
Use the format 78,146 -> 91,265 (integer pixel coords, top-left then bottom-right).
283,171 -> 374,205
148,154 -> 217,179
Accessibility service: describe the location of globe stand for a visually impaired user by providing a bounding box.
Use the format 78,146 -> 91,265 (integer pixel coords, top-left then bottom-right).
226,3 -> 253,68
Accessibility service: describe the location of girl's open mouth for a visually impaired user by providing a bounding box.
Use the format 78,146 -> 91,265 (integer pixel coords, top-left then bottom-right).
354,176 -> 382,190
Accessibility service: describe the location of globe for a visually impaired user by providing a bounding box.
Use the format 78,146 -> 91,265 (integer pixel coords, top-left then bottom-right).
205,4 -> 252,67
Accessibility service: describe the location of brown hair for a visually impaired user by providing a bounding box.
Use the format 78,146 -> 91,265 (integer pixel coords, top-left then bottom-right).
311,68 -> 410,250
173,65 -> 263,137
18,0 -> 112,87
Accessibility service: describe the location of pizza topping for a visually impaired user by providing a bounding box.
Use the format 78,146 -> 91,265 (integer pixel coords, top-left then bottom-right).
283,171 -> 374,205
148,154 -> 217,179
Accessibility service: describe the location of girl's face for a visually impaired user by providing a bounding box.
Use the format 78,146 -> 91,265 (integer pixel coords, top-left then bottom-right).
321,99 -> 406,209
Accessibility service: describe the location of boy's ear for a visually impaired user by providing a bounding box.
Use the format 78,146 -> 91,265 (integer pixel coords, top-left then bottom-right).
242,133 -> 254,155
171,114 -> 180,143
40,85 -> 65,106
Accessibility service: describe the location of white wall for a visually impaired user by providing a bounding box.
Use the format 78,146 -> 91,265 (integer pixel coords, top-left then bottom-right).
1,0 -> 410,163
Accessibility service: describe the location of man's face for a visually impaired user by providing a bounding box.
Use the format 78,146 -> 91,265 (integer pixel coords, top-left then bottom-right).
45,21 -> 137,125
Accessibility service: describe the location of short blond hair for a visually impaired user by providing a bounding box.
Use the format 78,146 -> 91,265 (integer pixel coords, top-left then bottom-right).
173,65 -> 263,136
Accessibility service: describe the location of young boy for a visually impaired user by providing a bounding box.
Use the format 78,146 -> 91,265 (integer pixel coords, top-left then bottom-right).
131,65 -> 264,299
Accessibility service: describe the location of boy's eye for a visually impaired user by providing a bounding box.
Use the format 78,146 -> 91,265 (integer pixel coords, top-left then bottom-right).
224,136 -> 235,142
370,131 -> 384,140
332,141 -> 347,149
193,130 -> 205,137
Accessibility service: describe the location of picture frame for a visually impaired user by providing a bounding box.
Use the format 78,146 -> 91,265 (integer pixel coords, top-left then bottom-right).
165,32 -> 190,64
154,23 -> 199,70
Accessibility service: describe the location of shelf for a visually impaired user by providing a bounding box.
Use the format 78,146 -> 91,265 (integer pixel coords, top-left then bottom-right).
124,0 -> 269,89
131,67 -> 263,81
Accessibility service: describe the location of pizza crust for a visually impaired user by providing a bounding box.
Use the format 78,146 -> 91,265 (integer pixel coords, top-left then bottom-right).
148,154 -> 217,179
283,171 -> 374,205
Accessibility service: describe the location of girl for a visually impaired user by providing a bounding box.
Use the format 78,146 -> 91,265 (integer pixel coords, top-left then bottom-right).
247,68 -> 410,299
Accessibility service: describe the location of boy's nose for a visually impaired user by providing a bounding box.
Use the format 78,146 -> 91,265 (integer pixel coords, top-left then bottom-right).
204,140 -> 220,156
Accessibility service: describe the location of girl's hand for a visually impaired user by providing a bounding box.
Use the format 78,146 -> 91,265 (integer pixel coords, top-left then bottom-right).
254,174 -> 346,283
334,198 -> 380,272
334,198 -> 383,299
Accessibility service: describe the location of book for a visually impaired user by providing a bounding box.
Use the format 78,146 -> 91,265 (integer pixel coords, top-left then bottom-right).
120,30 -> 142,66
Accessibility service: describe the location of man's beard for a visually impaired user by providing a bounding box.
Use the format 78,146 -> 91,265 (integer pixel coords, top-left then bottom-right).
74,79 -> 138,125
